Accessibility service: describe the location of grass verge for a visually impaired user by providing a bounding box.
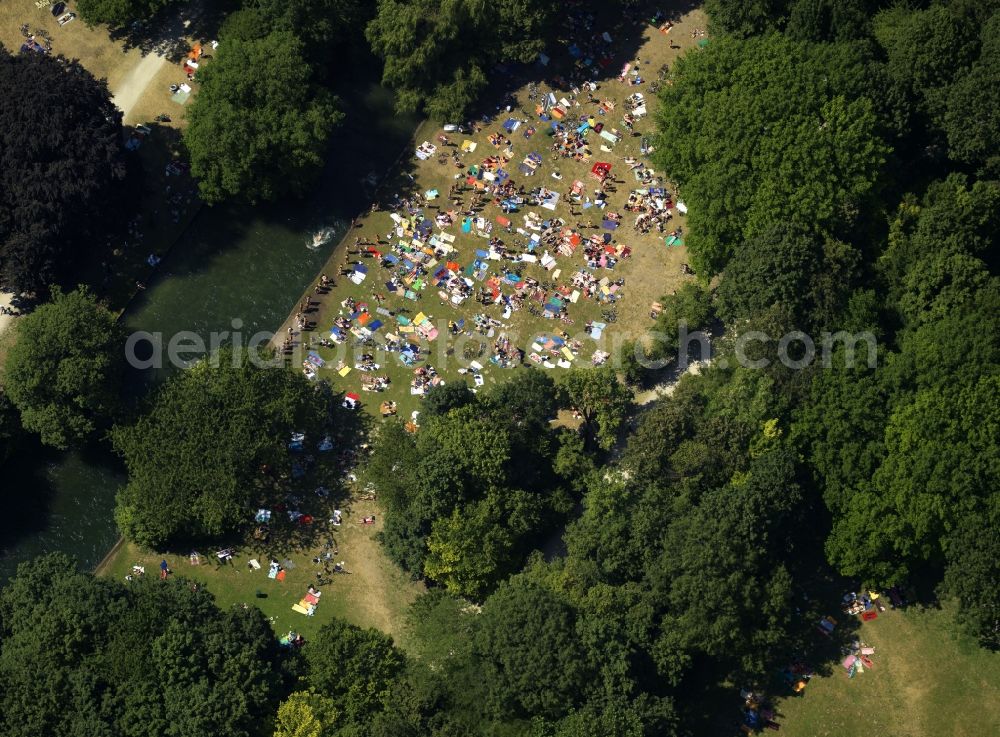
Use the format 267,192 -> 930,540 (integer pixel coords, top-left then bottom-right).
777,602 -> 1000,737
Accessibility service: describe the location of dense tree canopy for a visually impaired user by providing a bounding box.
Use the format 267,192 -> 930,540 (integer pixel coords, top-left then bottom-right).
0,554 -> 282,737
366,0 -> 555,119
475,578 -> 591,720
364,374 -> 574,597
424,487 -> 545,599
76,0 -> 179,27
702,0 -> 784,37
825,376 -> 999,585
3,288 -> 124,449
0,49 -> 128,293
305,619 -> 405,724
654,33 -> 888,274
648,450 -> 803,676
941,507 -> 1000,650
272,690 -> 339,737
872,3 -> 980,129
112,350 -> 331,547
557,367 -> 632,451
184,32 -> 341,204
942,13 -> 1000,174
222,0 -> 368,75
716,224 -> 859,328
649,2 -> 1000,651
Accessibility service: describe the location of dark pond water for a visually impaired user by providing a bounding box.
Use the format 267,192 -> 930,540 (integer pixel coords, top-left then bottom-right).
0,83 -> 418,581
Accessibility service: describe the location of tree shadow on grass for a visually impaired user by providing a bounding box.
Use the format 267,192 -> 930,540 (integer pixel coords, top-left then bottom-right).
457,0 -> 701,130
182,385 -> 376,575
107,1 -> 229,62
683,561 -> 874,736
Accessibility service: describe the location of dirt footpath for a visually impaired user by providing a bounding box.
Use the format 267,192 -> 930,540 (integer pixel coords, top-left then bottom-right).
111,50 -> 169,118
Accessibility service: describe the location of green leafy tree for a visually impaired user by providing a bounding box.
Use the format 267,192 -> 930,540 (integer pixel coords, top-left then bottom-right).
77,0 -> 179,27
620,383 -> 703,486
370,396 -> 564,582
826,375 -> 999,584
424,488 -> 544,599
557,367 -> 632,451
655,282 -> 714,337
552,428 -> 597,496
562,477 -> 648,586
366,0 -> 554,119
482,370 -> 557,431
873,3 -> 980,128
941,508 -> 1000,649
703,0 -> 784,37
654,34 -> 888,273
647,450 -> 803,677
554,695 -> 679,737
273,690 -> 340,737
717,224 -> 859,327
306,619 -> 405,724
618,339 -> 646,388
790,353 -> 891,516
112,349 -> 328,547
403,590 -> 479,674
223,0 -> 367,50
475,578 -> 591,720
784,0 -> 876,43
0,554 -> 281,737
418,404 -> 513,506
422,381 -> 474,417
362,662 -> 469,737
943,14 -> 1000,173
3,287 -> 124,449
879,175 -> 1000,314
896,246 -> 991,328
898,282 -> 1000,391
184,32 -> 341,204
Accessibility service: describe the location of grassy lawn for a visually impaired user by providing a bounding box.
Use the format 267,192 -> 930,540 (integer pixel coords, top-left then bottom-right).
99,496 -> 424,646
272,9 -> 706,421
0,0 -> 135,87
95,2 -> 707,650
778,603 -> 1000,737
